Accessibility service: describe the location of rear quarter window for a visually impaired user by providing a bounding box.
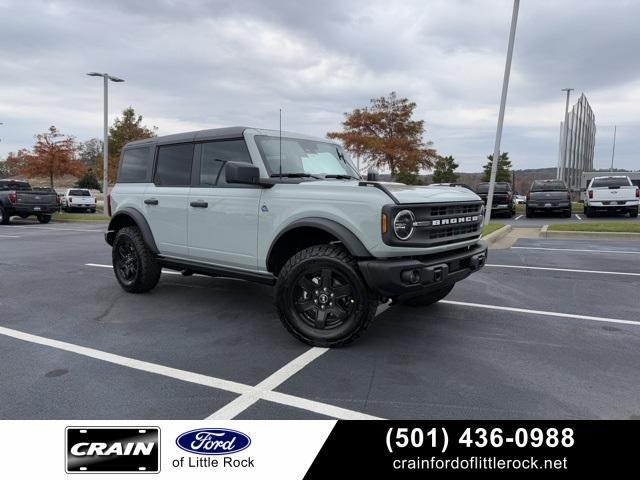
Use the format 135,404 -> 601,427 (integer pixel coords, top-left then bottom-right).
118,146 -> 153,183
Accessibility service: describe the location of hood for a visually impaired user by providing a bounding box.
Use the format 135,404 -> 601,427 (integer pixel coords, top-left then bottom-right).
293,180 -> 481,204
383,183 -> 481,204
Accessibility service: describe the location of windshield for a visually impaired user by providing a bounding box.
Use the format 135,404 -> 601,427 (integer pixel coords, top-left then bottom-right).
591,177 -> 630,188
69,189 -> 91,196
530,180 -> 567,191
476,183 -> 509,193
255,136 -> 359,179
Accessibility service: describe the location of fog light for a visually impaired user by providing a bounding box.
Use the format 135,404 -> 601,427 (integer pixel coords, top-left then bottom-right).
401,269 -> 421,284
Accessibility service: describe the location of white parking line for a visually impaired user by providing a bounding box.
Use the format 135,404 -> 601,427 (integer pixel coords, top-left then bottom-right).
486,264 -> 640,277
4,225 -> 104,233
207,347 -> 329,419
575,214 -> 582,220
514,215 -> 523,220
207,303 -> 391,419
512,246 -> 640,255
0,234 -> 20,238
441,300 -> 640,327
0,325 -> 380,420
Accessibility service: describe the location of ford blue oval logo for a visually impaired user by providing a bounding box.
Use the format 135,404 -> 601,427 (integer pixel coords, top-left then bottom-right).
176,429 -> 251,455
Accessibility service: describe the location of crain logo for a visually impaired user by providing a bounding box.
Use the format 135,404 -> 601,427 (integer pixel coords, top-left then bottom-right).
66,427 -> 160,473
431,215 -> 479,226
176,429 -> 251,456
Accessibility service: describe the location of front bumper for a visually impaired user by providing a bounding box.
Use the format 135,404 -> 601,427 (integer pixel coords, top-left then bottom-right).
358,240 -> 488,298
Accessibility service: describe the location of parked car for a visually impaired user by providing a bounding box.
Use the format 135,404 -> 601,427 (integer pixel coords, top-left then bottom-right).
514,195 -> 526,205
525,180 -> 571,218
475,182 -> 515,217
105,127 -> 488,347
0,179 -> 59,224
584,176 -> 639,218
61,188 -> 97,213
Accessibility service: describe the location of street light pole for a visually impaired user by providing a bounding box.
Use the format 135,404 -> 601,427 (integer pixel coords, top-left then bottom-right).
485,0 -> 520,226
87,72 -> 124,215
559,88 -> 573,182
610,125 -> 617,171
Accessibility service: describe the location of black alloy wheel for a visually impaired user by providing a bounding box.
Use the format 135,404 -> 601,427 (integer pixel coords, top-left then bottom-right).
293,267 -> 356,330
275,244 -> 378,347
114,236 -> 139,285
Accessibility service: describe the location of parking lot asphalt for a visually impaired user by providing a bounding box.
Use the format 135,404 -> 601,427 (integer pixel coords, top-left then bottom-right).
495,210 -> 639,227
1,219 -> 639,420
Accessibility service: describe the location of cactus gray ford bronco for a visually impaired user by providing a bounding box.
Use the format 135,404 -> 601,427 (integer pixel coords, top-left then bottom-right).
105,127 -> 487,346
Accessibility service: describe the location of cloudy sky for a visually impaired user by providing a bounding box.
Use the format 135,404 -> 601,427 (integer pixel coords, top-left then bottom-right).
0,0 -> 638,172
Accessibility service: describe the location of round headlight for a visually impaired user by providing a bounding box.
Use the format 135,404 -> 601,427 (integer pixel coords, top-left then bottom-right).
393,210 -> 415,240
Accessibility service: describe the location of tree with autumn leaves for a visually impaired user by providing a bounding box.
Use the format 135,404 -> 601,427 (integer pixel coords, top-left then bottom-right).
328,92 -> 437,183
2,107 -> 155,188
10,126 -> 85,188
98,107 -> 156,183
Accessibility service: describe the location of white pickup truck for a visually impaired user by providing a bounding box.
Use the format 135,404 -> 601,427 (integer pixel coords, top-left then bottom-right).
584,176 -> 639,217
60,188 -> 97,213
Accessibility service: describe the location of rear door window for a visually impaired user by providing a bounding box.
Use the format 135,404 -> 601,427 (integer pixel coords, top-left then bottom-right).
154,143 -> 194,186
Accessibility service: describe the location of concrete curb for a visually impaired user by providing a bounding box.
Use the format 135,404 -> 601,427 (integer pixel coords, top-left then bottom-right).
543,229 -> 640,241
483,224 -> 513,245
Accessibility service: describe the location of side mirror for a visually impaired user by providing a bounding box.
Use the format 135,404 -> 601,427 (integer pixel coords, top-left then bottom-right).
225,161 -> 262,185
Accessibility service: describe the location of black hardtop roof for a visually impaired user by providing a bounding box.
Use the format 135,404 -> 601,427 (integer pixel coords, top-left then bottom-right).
124,126 -> 250,149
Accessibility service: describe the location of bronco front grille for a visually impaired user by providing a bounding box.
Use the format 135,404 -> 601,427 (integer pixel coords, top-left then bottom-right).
429,204 -> 482,217
428,224 -> 478,240
382,200 -> 484,248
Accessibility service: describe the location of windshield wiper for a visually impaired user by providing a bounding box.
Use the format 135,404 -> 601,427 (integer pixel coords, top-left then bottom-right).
270,173 -> 323,179
324,174 -> 357,179
335,148 -> 362,179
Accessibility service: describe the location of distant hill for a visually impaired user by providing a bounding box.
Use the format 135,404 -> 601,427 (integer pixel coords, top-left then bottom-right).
376,167 -> 633,194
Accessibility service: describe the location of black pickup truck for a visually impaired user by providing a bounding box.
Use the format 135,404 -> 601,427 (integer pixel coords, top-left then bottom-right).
475,182 -> 515,217
525,179 -> 571,218
0,179 -> 59,224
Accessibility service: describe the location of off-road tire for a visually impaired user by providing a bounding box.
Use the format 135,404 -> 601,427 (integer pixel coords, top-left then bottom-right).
629,207 -> 639,218
275,244 -> 378,347
401,283 -> 455,307
584,206 -> 592,217
563,209 -> 572,218
112,226 -> 161,293
37,214 -> 51,224
0,206 -> 10,225
525,207 -> 534,218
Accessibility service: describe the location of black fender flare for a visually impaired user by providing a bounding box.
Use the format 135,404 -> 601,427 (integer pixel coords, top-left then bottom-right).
106,207 -> 159,253
267,217 -> 371,262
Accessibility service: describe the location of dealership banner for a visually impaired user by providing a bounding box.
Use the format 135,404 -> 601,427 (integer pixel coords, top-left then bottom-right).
0,420 -> 635,477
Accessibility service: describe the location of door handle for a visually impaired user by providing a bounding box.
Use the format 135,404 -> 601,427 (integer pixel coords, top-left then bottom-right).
144,198 -> 159,205
190,200 -> 208,208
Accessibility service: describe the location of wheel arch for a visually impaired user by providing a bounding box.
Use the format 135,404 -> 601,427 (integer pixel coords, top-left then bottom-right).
106,208 -> 159,254
266,218 -> 371,275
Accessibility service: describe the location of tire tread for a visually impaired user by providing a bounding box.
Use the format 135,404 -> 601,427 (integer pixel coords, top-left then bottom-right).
275,244 -> 377,347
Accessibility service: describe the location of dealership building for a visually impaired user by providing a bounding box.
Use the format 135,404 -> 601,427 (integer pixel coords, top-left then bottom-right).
557,93 -> 596,192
